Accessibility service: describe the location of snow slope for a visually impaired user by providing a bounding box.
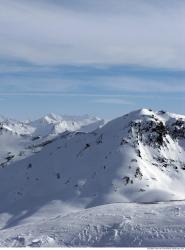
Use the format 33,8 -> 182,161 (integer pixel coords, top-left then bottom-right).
0,201 -> 185,247
0,113 -> 104,166
0,108 -> 185,247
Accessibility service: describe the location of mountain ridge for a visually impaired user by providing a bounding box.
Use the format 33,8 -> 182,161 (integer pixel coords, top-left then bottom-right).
0,108 -> 185,219
0,108 -> 185,246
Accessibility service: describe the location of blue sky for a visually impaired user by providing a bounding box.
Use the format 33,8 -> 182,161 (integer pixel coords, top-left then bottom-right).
0,0 -> 184,119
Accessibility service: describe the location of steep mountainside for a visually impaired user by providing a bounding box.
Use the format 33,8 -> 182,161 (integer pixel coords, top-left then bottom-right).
0,109 -> 185,231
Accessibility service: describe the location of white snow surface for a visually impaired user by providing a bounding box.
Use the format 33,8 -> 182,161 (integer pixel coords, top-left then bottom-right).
0,113 -> 104,164
0,201 -> 185,247
0,113 -> 104,136
0,108 -> 185,247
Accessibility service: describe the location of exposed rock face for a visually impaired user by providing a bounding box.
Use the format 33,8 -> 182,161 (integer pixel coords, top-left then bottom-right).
0,109 -> 185,219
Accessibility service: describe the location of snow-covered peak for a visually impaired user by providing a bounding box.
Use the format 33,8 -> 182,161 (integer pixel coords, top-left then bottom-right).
0,113 -> 104,165
0,108 -> 185,247
0,113 -> 104,136
33,113 -> 63,124
101,108 -> 185,136
29,113 -> 104,137
0,108 -> 185,210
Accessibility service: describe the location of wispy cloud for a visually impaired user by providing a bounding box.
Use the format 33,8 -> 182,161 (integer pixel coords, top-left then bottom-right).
0,73 -> 184,95
0,0 -> 184,69
95,76 -> 185,93
0,0 -> 184,118
0,92 -> 184,104
0,77 -> 78,93
93,98 -> 133,105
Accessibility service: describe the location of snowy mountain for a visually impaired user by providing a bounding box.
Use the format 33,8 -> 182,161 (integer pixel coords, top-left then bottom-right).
0,113 -> 104,136
0,113 -> 104,165
0,108 -> 185,247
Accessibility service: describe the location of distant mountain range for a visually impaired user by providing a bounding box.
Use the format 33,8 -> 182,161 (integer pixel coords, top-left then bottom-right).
0,113 -> 104,165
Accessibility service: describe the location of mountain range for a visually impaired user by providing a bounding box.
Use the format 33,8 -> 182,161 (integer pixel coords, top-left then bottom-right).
0,108 -> 185,247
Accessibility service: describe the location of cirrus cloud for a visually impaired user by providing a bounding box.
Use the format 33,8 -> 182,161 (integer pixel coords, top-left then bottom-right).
0,0 -> 184,69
